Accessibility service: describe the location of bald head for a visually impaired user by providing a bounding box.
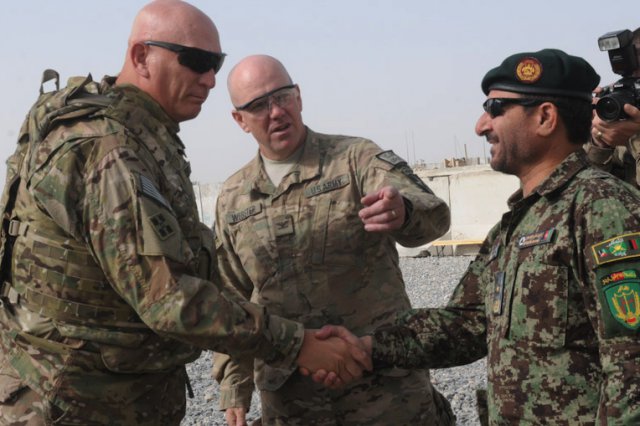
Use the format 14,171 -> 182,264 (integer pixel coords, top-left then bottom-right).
116,0 -> 222,122
228,55 -> 306,160
227,55 -> 293,107
127,0 -> 218,49
117,0 -> 221,86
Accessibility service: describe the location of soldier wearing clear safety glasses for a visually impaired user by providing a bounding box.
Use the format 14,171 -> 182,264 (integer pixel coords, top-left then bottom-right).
0,2 -> 372,425
212,54 -> 454,426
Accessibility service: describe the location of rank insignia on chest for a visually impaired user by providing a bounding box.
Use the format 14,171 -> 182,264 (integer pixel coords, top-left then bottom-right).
492,271 -> 506,315
489,240 -> 501,262
600,270 -> 640,331
591,232 -> 640,266
274,215 -> 294,237
517,228 -> 555,249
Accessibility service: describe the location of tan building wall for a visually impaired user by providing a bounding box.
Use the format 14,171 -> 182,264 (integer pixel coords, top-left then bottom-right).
194,164 -> 520,256
399,165 -> 520,256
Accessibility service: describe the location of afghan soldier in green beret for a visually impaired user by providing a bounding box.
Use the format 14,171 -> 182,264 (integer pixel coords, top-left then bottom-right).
316,49 -> 640,425
0,2 -> 371,425
585,27 -> 640,187
211,55 -> 454,426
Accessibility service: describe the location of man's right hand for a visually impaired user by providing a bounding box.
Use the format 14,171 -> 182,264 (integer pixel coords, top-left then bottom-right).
225,407 -> 247,426
296,329 -> 372,386
298,326 -> 373,388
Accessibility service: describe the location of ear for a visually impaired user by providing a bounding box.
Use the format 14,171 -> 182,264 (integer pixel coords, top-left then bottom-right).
231,110 -> 251,133
131,43 -> 151,78
535,102 -> 558,137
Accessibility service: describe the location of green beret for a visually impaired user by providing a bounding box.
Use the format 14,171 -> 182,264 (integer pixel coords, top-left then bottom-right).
481,48 -> 600,101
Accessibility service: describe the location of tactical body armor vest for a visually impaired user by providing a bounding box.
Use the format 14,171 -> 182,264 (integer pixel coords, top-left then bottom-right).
0,71 -> 136,328
0,71 -> 210,379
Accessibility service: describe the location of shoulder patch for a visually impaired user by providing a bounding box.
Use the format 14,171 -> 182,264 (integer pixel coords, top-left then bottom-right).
149,212 -> 176,240
376,150 -> 406,166
304,174 -> 350,198
598,269 -> 640,332
139,174 -> 171,210
226,203 -> 262,224
591,233 -> 640,266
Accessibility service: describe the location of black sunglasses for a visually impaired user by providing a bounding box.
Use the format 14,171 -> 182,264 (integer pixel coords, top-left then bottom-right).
144,40 -> 226,74
482,98 -> 545,118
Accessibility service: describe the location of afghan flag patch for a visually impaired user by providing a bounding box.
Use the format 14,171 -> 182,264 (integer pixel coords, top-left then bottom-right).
591,233 -> 640,266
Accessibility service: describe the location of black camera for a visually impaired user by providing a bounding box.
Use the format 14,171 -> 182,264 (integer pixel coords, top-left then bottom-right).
595,29 -> 640,121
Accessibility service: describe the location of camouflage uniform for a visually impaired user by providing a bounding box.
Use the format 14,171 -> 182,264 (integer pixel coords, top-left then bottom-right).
0,75 -> 304,425
584,133 -> 640,187
213,129 -> 454,425
373,150 -> 640,425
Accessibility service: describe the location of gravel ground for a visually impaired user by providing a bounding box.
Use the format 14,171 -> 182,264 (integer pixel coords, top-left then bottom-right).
183,256 -> 486,425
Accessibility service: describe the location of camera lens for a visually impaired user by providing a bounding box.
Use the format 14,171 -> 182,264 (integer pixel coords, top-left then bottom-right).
596,91 -> 634,121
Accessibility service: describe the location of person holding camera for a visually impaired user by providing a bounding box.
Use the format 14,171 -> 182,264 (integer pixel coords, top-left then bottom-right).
586,27 -> 640,187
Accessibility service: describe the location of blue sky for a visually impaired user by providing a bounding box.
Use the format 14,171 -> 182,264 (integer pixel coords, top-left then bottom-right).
0,1 -> 636,183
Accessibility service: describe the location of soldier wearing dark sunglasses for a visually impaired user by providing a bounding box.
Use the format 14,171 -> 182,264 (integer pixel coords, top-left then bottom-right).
0,2 -> 371,425
317,49 -> 640,425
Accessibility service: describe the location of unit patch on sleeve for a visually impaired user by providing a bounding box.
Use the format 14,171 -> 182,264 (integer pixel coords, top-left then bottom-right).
149,212 -> 175,240
376,150 -> 407,166
591,233 -> 640,266
598,269 -> 640,332
304,174 -> 350,198
517,228 -> 555,249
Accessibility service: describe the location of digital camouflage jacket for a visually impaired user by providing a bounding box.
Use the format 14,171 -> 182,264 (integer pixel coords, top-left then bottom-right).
374,150 -> 640,425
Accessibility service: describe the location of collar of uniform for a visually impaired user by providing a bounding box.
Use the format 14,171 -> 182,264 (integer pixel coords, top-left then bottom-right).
103,78 -> 180,135
506,149 -> 589,210
291,127 -> 322,183
534,149 -> 589,197
243,127 -> 322,195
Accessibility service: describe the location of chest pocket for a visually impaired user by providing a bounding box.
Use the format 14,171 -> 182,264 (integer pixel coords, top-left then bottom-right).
507,262 -> 568,348
307,175 -> 363,266
227,203 -> 278,290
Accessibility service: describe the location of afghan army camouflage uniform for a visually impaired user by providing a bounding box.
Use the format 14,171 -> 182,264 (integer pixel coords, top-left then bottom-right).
584,132 -> 640,187
0,75 -> 304,425
212,128 -> 454,425
373,151 -> 640,425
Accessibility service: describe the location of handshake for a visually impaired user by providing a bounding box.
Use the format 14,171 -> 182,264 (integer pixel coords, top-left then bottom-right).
297,325 -> 374,388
